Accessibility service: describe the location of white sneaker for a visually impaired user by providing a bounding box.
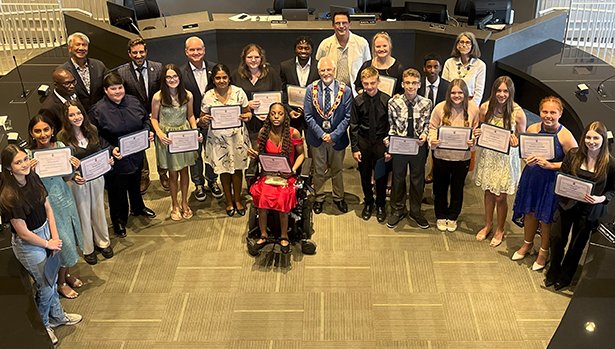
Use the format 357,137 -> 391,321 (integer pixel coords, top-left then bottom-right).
47,327 -> 58,345
446,220 -> 458,232
50,313 -> 83,328
436,219 -> 447,231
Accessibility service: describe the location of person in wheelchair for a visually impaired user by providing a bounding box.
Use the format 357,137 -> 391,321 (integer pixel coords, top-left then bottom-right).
248,102 -> 305,253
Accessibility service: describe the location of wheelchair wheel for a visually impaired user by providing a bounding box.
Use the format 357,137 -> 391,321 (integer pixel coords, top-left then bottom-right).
300,205 -> 316,255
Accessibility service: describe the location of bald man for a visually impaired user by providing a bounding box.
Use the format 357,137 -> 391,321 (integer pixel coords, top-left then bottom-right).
39,68 -> 84,131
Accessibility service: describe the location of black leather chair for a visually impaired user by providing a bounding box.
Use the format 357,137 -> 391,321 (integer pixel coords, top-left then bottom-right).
358,0 -> 392,13
267,0 -> 315,15
124,0 -> 161,20
454,0 -> 473,18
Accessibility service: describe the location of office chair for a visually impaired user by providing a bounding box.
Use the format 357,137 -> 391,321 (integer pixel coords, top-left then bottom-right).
358,0 -> 392,13
454,0 -> 472,17
124,0 -> 161,20
268,0 -> 315,15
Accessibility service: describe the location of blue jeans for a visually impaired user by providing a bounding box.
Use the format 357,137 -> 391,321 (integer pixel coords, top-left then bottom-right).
12,221 -> 65,327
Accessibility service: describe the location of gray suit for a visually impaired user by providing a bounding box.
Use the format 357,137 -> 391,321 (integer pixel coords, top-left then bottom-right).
60,58 -> 108,112
116,60 -> 163,114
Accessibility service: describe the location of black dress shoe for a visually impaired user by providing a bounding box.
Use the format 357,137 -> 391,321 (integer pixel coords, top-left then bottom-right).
361,204 -> 373,220
334,199 -> 348,213
313,201 -> 324,214
544,277 -> 557,288
208,181 -> 224,199
84,252 -> 98,265
236,207 -> 246,216
114,223 -> 127,238
97,245 -> 114,259
132,207 -> 156,218
554,279 -> 571,291
376,206 -> 386,223
226,207 -> 236,217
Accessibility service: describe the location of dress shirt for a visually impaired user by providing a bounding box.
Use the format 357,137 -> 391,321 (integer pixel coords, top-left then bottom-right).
350,90 -> 390,152
132,61 -> 149,97
388,93 -> 432,140
53,89 -> 76,104
190,61 -> 208,96
321,81 -> 337,112
442,57 -> 486,105
71,57 -> 91,94
295,57 -> 311,88
424,76 -> 441,105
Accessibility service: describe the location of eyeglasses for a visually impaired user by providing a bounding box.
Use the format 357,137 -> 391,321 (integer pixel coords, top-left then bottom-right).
165,75 -> 179,81
457,40 -> 472,46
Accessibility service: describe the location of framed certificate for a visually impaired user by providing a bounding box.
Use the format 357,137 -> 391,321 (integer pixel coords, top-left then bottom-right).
168,129 -> 199,153
437,126 -> 472,150
259,154 -> 292,174
378,75 -> 397,96
210,105 -> 242,130
80,148 -> 111,181
388,135 -> 419,155
477,123 -> 512,154
252,91 -> 282,116
519,133 -> 555,160
555,172 -> 594,202
287,85 -> 307,108
119,129 -> 150,157
33,147 -> 73,178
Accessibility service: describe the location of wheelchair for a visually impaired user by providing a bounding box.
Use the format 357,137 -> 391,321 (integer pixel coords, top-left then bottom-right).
245,157 -> 317,258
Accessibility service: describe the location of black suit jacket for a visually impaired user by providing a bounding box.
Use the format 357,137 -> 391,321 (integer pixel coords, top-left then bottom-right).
179,60 -> 216,119
60,58 -> 108,112
39,91 -> 67,131
418,77 -> 449,107
279,58 -> 319,131
116,60 -> 163,114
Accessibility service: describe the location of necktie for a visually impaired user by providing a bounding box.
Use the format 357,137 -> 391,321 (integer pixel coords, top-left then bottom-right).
428,85 -> 435,105
407,99 -> 415,137
368,96 -> 377,142
324,86 -> 331,113
137,66 -> 147,98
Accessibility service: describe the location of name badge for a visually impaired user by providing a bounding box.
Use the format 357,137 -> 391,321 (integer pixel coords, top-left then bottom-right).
322,120 -> 331,130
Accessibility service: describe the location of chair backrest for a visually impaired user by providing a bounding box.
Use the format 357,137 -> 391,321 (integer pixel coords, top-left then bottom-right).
357,0 -> 392,13
124,0 -> 161,20
454,0 -> 472,17
273,0 -> 308,15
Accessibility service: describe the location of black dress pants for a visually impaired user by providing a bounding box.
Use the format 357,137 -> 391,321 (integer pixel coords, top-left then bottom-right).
105,170 -> 145,227
390,144 -> 428,216
357,137 -> 388,207
432,157 -> 470,220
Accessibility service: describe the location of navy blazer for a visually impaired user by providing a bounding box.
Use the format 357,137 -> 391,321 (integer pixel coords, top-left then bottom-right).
179,60 -> 216,119
304,80 -> 353,151
115,60 -> 163,114
60,58 -> 108,112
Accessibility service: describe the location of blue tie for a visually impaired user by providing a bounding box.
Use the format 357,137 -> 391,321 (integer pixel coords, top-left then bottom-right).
324,86 -> 331,113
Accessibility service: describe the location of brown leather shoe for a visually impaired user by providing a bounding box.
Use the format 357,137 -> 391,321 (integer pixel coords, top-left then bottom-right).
159,173 -> 170,191
140,177 -> 150,194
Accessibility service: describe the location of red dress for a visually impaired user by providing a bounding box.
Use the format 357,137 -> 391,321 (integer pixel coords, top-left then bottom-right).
250,129 -> 303,213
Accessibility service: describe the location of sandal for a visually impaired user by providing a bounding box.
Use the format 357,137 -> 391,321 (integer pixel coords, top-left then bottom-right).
65,274 -> 83,288
475,226 -> 491,241
279,238 -> 291,254
489,230 -> 505,247
170,207 -> 182,221
58,283 -> 79,299
255,235 -> 269,249
182,206 -> 193,219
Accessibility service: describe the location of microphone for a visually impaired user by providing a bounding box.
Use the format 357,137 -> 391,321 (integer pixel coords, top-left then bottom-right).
161,12 -> 167,28
12,56 -> 30,99
597,74 -> 615,97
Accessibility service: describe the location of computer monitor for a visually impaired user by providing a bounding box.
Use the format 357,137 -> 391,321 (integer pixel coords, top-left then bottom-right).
107,1 -> 139,35
468,0 -> 512,25
404,1 -> 448,24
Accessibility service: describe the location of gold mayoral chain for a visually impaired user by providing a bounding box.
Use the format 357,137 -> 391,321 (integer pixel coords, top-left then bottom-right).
312,82 -> 346,120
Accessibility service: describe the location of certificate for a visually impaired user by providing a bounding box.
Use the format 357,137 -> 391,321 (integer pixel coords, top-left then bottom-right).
477,123 -> 511,154
168,129 -> 199,153
252,91 -> 282,117
210,105 -> 242,130
259,154 -> 292,174
437,126 -> 472,150
519,133 -> 555,160
119,129 -> 150,157
80,148 -> 111,181
287,85 -> 307,108
33,147 -> 73,178
388,135 -> 419,155
555,173 -> 594,202
378,75 -> 397,96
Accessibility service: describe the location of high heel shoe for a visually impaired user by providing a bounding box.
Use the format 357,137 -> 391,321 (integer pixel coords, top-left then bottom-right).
511,240 -> 534,261
532,247 -> 549,271
489,230 -> 505,247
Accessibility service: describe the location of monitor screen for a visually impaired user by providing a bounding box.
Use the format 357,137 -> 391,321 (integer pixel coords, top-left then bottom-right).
107,1 -> 139,34
468,0 -> 512,25
404,1 -> 448,24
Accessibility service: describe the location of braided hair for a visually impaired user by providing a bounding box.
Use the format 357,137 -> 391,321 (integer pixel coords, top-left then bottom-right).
258,102 -> 291,161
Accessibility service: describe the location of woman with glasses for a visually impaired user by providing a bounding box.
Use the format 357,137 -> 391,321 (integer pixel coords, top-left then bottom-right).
353,32 -> 404,95
442,32 -> 486,106
151,64 -> 199,221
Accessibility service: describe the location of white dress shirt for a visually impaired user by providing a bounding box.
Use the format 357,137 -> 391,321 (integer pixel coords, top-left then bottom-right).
295,57 -> 312,88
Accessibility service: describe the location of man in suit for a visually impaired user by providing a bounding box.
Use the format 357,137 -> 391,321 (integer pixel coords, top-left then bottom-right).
60,32 -> 108,112
304,57 -> 353,214
180,36 -> 222,201
280,36 -> 320,133
116,38 -> 164,193
417,53 -> 449,184
39,68 -> 80,132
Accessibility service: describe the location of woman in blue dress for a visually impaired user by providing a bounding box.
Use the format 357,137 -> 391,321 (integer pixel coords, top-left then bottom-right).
511,96 -> 577,271
28,114 -> 84,298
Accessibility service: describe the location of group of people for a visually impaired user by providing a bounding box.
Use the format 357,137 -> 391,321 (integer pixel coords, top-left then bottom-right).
0,10 -> 611,345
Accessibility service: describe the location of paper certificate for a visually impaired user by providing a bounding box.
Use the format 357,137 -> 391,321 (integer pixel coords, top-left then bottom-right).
477,123 -> 511,154
378,75 -> 397,96
210,105 -> 242,130
252,91 -> 282,117
119,129 -> 150,157
287,85 -> 307,108
259,154 -> 292,174
519,133 -> 555,160
80,148 -> 111,181
437,126 -> 472,150
168,129 -> 199,153
555,173 -> 594,201
33,147 -> 73,178
388,135 -> 419,155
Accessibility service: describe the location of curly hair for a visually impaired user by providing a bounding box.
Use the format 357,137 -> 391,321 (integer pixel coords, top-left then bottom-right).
257,103 -> 291,161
